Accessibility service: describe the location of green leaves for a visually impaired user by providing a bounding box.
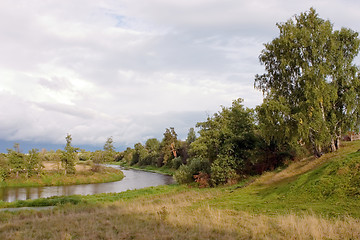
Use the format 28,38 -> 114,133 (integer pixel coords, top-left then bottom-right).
255,8 -> 360,155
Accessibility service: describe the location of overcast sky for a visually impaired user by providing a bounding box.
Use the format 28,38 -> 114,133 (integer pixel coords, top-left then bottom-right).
1,0 -> 360,151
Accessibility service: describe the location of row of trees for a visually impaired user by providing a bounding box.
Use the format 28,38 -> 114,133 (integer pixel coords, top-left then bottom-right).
120,8 -> 360,186
0,134 -> 117,181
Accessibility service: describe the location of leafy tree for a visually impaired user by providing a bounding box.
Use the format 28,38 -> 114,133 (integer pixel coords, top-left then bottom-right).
131,142 -> 148,165
255,8 -> 360,156
24,148 -> 43,178
7,143 -> 24,177
160,128 -> 178,165
190,98 -> 257,184
186,128 -> 197,145
61,134 -> 78,174
103,137 -> 116,162
0,154 -> 9,181
144,138 -> 161,166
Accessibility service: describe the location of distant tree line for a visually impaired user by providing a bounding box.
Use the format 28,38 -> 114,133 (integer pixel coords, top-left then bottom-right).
0,134 -> 117,181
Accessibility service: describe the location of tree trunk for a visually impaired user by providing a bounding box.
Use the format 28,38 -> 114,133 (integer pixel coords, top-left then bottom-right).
330,139 -> 337,152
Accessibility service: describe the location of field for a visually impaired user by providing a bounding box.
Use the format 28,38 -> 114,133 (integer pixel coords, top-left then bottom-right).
1,141 -> 360,239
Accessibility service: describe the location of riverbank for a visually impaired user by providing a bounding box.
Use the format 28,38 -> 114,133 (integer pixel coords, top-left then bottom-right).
0,165 -> 124,188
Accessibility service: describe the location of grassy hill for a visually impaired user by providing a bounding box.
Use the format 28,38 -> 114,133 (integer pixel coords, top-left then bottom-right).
0,141 -> 360,239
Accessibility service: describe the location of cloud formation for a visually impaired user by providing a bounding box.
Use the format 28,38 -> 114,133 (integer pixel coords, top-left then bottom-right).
0,0 -> 359,150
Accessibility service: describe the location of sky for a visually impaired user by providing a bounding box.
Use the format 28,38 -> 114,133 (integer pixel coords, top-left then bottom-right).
1,0 -> 360,152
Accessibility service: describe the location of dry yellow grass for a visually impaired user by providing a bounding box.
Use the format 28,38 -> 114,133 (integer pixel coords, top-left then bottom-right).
0,189 -> 359,240
43,161 -> 91,172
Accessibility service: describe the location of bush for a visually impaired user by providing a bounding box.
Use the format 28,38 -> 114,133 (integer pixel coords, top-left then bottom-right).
174,165 -> 192,184
174,157 -> 211,184
210,156 -> 238,186
171,157 -> 182,169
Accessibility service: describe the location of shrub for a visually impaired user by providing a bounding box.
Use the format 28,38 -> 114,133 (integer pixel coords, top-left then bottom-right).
174,165 -> 192,184
171,157 -> 182,169
174,157 -> 211,184
210,156 -> 238,186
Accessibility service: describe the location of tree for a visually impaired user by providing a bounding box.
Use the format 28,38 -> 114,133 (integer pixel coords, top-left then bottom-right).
190,98 -> 257,184
186,128 -> 197,145
0,154 -> 9,181
7,143 -> 24,177
24,148 -> 43,178
160,128 -> 178,165
255,8 -> 360,156
131,142 -> 148,165
103,137 -> 116,162
61,134 -> 78,174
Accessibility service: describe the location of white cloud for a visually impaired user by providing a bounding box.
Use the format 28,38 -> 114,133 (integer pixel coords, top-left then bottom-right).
0,0 -> 359,150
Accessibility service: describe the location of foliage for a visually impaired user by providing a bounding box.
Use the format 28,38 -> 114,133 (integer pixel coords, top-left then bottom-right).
210,156 -> 238,186
131,143 -> 148,165
255,8 -> 360,156
189,98 -> 257,184
7,144 -> 24,177
103,137 -> 116,162
174,157 -> 211,184
170,157 -> 182,169
0,154 -> 9,181
24,148 -> 43,178
61,134 -> 78,175
160,127 -> 178,165
186,127 -> 197,145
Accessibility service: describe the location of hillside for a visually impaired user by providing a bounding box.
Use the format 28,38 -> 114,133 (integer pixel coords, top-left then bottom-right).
0,141 -> 360,239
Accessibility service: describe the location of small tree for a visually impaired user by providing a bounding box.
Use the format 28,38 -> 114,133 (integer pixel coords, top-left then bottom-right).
103,137 -> 116,162
186,128 -> 197,145
0,154 -> 9,181
61,134 -> 78,174
25,148 -> 43,178
7,143 -> 24,177
160,128 -> 178,165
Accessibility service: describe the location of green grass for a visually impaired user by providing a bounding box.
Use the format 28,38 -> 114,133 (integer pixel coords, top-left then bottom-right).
206,141 -> 360,218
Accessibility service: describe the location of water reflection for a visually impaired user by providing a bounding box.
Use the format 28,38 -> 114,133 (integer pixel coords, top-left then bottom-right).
0,167 -> 174,202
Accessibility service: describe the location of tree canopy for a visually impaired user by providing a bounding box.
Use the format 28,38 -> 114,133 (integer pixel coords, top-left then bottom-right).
255,8 -> 360,156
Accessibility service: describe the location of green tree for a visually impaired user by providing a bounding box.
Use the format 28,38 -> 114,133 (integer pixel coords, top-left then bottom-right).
144,138 -> 161,166
7,143 -> 24,177
131,143 -> 148,165
61,134 -> 78,174
25,148 -> 43,178
255,8 -> 360,156
160,128 -> 178,165
103,137 -> 116,162
186,128 -> 197,145
0,154 -> 9,181
189,98 -> 257,184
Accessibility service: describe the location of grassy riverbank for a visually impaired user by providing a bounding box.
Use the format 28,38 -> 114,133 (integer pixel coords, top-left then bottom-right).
1,141 -> 360,239
0,164 -> 124,188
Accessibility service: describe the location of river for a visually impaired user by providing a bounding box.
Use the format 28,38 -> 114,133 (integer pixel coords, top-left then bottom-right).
0,166 -> 174,202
